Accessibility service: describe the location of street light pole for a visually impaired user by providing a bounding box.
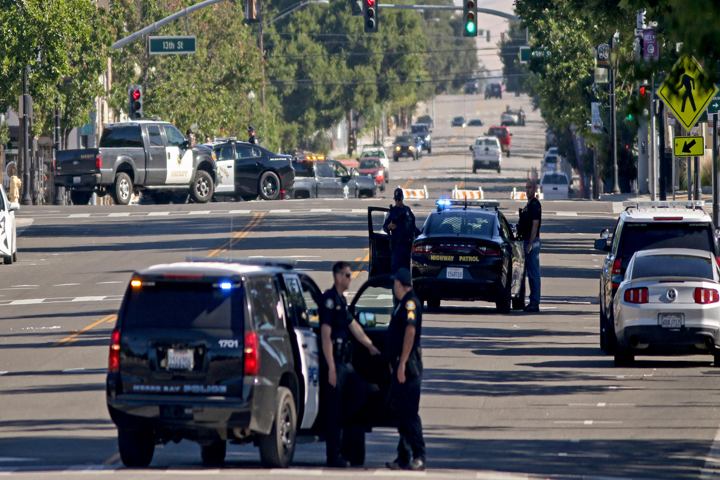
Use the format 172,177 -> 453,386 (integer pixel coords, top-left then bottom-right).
21,68 -> 33,206
610,35 -> 621,194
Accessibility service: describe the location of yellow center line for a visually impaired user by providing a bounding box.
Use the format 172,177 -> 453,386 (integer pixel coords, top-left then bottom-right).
207,213 -> 264,257
402,179 -> 413,189
55,314 -> 117,346
102,453 -> 121,466
448,138 -> 457,144
477,99 -> 483,112
352,253 -> 371,279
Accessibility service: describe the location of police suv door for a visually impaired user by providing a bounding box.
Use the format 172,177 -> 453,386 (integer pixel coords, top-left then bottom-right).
214,144 -> 236,194
368,207 -> 392,277
162,125 -> 194,185
144,125 -> 167,185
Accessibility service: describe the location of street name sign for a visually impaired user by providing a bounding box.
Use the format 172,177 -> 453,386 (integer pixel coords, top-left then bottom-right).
519,46 -> 530,63
707,94 -> 720,115
657,55 -> 718,130
673,135 -> 704,157
149,36 -> 196,55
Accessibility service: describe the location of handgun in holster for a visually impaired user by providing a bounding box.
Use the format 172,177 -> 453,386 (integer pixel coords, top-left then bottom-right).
332,338 -> 353,364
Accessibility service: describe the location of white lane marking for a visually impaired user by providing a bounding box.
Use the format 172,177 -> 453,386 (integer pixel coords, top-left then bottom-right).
54,283 -> 81,287
310,209 -> 332,213
228,210 -> 252,214
189,211 -> 211,215
269,209 -> 291,213
108,213 -> 130,217
374,471 -> 428,477
68,214 -> 91,218
148,212 -> 169,216
270,469 -> 324,475
9,299 -> 45,305
476,472 -> 528,480
0,372 -> 7,376
556,212 -> 578,216
608,386 -> 645,390
598,403 -> 606,407
11,285 -> 38,287
71,296 -> 106,302
352,209 -> 366,213
554,420 -> 622,425
96,281 -> 123,284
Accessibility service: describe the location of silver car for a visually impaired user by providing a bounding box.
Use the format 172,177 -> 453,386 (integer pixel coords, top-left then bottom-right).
612,248 -> 720,366
0,185 -> 19,265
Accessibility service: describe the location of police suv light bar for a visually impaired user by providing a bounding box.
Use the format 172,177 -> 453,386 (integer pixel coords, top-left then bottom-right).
623,200 -> 705,210
436,199 -> 500,210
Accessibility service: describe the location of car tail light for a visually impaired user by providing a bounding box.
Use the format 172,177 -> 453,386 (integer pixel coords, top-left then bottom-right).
108,328 -> 121,373
376,172 -> 384,183
694,288 -> 719,304
244,332 -> 260,375
484,247 -> 501,257
624,287 -> 648,304
53,156 -> 57,172
653,217 -> 683,221
413,244 -> 433,254
611,258 -> 622,290
95,153 -> 102,169
715,257 -> 720,269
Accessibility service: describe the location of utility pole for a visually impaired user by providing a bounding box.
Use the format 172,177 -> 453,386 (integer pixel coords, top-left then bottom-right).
636,10 -> 649,194
713,113 -> 719,226
610,34 -> 620,194
53,95 -> 64,205
650,75 -> 657,200
658,101 -> 666,200
21,68 -> 32,206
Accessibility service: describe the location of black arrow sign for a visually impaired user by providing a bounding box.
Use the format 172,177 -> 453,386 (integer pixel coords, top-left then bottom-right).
682,139 -> 697,153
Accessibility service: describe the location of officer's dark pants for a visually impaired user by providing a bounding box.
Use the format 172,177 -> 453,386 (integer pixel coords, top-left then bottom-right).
390,244 -> 412,274
324,361 -> 366,464
392,373 -> 425,462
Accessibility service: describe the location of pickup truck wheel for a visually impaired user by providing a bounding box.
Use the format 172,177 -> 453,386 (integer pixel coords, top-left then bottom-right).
118,427 -> 154,467
113,173 -> 133,205
201,440 -> 226,465
342,426 -> 365,466
70,190 -> 92,205
190,171 -> 213,203
259,386 -> 296,468
259,171 -> 281,201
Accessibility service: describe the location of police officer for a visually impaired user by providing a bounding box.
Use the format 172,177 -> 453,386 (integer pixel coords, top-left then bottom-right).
383,188 -> 420,274
386,268 -> 425,471
248,125 -> 258,145
185,128 -> 195,146
321,261 -> 381,468
518,179 -> 542,312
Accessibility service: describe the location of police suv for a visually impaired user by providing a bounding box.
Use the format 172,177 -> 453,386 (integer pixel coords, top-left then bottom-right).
55,120 -> 217,205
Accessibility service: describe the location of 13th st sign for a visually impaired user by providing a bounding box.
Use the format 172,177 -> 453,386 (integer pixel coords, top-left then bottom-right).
149,36 -> 196,55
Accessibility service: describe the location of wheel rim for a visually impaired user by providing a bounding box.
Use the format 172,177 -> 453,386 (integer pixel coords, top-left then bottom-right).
119,179 -> 130,200
196,177 -> 210,198
263,177 -> 278,197
279,403 -> 293,456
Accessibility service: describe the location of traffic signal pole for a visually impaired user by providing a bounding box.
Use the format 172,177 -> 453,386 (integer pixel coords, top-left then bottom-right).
713,113 -> 719,226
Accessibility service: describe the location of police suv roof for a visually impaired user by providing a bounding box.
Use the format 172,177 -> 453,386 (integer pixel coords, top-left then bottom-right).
134,259 -> 296,279
621,201 -> 710,223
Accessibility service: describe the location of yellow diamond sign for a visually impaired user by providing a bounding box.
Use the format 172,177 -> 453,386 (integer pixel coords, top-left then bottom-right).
657,55 -> 718,131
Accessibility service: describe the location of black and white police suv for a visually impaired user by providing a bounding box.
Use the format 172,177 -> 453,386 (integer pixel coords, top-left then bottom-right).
205,138 -> 295,201
56,120 -> 217,205
107,258 -> 396,469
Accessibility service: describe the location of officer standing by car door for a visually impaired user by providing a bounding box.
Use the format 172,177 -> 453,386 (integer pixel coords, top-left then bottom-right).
320,261 -> 381,468
248,125 -> 258,145
384,189 -> 420,274
386,268 -> 425,471
518,179 -> 542,312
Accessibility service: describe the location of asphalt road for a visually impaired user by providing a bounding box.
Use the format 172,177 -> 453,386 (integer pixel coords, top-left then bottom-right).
2,95 -> 720,480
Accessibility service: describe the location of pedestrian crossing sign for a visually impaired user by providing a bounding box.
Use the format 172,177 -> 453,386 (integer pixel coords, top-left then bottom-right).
657,55 -> 718,131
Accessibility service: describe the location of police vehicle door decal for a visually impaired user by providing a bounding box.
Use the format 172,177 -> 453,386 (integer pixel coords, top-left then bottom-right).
294,328 -> 320,429
214,145 -> 236,194
165,146 -> 193,185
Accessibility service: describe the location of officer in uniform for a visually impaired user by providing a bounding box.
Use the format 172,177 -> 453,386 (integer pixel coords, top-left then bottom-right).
248,125 -> 258,145
320,261 -> 381,468
386,268 -> 426,471
383,188 -> 420,274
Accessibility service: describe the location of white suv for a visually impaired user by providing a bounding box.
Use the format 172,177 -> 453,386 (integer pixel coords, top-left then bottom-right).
470,136 -> 502,174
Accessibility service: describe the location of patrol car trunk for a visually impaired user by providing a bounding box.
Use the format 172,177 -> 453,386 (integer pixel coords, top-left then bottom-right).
116,279 -> 246,398
55,149 -> 101,176
412,236 -> 502,263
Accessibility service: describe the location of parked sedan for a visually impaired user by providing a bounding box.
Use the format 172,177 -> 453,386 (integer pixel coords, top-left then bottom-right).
357,159 -> 385,192
392,135 -> 423,162
612,248 -> 720,366
0,185 -> 18,265
291,159 -> 377,198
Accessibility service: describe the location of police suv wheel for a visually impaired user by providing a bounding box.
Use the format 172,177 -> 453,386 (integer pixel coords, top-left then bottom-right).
118,427 -> 154,467
259,171 -> 281,201
190,171 -> 213,204
113,173 -> 133,206
258,387 -> 296,468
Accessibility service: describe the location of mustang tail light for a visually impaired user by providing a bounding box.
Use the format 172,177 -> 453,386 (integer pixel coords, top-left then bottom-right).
624,287 -> 648,304
244,332 -> 260,375
694,288 -> 719,304
108,328 -> 121,373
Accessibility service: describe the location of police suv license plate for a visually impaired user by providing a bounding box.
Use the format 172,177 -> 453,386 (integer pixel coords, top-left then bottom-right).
446,267 -> 463,279
73,176 -> 81,184
659,313 -> 684,329
168,349 -> 194,370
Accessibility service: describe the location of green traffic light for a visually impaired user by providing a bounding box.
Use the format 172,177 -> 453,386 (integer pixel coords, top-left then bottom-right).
626,114 -> 633,121
466,22 -> 475,34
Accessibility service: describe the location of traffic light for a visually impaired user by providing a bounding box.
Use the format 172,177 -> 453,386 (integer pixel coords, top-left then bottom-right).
351,0 -> 362,16
348,131 -> 357,154
639,86 -> 646,100
363,0 -> 378,33
463,0 -> 477,37
128,85 -> 143,119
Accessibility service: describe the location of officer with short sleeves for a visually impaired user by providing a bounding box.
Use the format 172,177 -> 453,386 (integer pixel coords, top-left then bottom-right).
320,261 -> 380,468
383,188 -> 420,274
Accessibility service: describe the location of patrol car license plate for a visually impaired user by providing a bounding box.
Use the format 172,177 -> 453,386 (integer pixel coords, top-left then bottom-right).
446,267 -> 463,279
659,313 -> 684,328
73,177 -> 81,184
168,349 -> 194,370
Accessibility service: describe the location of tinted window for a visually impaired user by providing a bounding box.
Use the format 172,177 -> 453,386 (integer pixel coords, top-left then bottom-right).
619,223 -> 714,259
542,174 -> 568,184
488,128 -> 507,137
395,136 -> 415,143
315,162 -> 334,177
217,145 -> 234,160
237,146 -> 260,159
281,275 -> 309,328
164,126 -> 185,147
122,282 -> 243,330
361,150 -> 383,158
476,139 -> 497,146
359,159 -> 381,169
411,125 -> 428,134
353,285 -> 393,327
332,162 -> 349,177
426,211 -> 495,237
147,125 -> 163,147
292,161 -> 314,178
632,255 -> 714,280
0,187 -> 6,210
544,156 -> 558,164
99,126 -> 143,148
301,278 -> 321,328
247,276 -> 282,330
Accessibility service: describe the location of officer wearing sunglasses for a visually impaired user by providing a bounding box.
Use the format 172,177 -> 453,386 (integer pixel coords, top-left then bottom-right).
320,261 -> 381,468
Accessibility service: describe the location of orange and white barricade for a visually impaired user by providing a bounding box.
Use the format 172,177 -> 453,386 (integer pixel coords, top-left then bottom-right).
399,185 -> 429,200
510,187 -> 543,200
452,185 -> 484,200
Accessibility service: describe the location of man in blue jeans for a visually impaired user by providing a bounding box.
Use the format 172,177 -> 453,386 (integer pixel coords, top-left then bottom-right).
519,179 -> 542,312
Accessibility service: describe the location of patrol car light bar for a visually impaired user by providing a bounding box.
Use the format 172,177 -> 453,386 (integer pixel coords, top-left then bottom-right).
437,199 -> 500,209
186,256 -> 297,269
623,200 -> 705,210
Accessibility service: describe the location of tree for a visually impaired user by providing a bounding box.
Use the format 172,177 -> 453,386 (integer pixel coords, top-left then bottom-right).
499,21 -> 529,93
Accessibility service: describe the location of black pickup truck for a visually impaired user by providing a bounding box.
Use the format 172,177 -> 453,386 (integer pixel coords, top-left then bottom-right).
55,120 -> 217,205
107,258 -> 395,468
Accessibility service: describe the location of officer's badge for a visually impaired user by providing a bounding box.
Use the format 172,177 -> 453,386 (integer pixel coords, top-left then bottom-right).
406,300 -> 416,311
325,298 -> 334,309
177,153 -> 183,165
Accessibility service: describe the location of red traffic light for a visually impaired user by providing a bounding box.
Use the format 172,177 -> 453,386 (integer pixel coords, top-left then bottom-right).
366,0 -> 374,5
132,90 -> 142,100
639,86 -> 646,99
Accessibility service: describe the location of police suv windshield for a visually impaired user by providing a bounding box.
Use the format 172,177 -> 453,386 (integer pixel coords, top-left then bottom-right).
425,211 -> 495,237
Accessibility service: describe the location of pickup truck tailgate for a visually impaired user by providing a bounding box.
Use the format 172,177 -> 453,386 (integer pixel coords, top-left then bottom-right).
55,149 -> 100,176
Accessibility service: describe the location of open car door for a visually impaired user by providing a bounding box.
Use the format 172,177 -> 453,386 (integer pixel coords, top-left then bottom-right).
368,207 -> 391,277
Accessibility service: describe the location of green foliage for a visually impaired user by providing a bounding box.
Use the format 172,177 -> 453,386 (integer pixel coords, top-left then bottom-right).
500,21 -> 529,93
